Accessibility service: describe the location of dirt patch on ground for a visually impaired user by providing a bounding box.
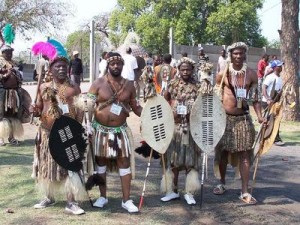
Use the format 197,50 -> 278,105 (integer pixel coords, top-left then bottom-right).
6,84 -> 298,225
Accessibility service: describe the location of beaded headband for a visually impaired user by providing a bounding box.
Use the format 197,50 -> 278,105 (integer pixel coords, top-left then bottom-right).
107,55 -> 124,64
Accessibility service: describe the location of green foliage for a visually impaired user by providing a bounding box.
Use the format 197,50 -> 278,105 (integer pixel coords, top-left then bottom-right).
205,0 -> 266,47
0,0 -> 72,42
108,0 -> 267,53
65,31 -> 102,64
267,39 -> 281,49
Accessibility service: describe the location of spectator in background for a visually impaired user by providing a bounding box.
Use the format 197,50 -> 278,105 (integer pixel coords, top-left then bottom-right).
153,54 -> 162,69
35,55 -> 49,82
257,54 -> 269,99
135,54 -> 146,100
144,53 -> 153,67
18,60 -> 24,81
264,55 -> 277,76
69,51 -> 83,86
217,49 -> 227,74
121,47 -> 138,82
153,54 -> 177,95
197,47 -> 209,81
99,51 -> 108,78
262,60 -> 285,146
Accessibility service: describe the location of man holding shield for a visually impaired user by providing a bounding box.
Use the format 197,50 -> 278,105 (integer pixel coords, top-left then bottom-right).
87,52 -> 142,213
160,57 -> 202,205
213,42 -> 264,204
31,52 -> 86,214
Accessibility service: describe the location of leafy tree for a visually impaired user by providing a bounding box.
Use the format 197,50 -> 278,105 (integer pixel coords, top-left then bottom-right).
65,30 -> 104,65
109,0 -> 267,53
205,0 -> 267,47
0,0 -> 72,44
267,39 -> 281,49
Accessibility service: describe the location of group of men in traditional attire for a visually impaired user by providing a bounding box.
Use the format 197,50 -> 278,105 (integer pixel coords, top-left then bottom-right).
1,36 -> 285,215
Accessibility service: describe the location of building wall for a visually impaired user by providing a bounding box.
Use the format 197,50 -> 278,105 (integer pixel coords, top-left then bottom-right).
173,44 -> 287,73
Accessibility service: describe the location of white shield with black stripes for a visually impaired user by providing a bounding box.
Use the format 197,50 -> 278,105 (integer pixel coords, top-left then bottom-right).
141,95 -> 174,154
190,93 -> 226,153
49,115 -> 87,172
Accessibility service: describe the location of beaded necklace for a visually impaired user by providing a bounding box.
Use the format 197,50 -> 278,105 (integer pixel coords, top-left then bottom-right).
229,63 -> 248,108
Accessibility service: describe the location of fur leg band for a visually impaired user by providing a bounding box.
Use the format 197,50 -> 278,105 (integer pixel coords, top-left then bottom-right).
185,169 -> 201,194
160,169 -> 174,194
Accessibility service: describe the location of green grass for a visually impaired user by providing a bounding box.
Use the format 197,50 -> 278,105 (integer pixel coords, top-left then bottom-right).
0,119 -> 299,225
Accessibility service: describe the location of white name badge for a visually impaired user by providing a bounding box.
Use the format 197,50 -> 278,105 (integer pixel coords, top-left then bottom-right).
177,105 -> 187,115
110,103 -> 122,116
236,88 -> 247,98
59,103 -> 69,114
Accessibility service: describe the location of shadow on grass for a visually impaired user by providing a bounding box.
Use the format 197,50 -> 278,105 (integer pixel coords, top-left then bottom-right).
0,138 -> 34,166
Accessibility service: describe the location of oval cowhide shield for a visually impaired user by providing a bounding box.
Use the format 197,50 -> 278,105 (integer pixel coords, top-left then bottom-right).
49,115 -> 87,172
141,95 -> 174,154
190,93 -> 226,153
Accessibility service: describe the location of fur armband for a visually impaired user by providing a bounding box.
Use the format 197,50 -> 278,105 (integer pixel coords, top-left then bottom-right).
74,93 -> 96,112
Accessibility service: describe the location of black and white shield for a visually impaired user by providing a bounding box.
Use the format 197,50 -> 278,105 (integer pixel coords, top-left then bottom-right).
49,115 -> 87,172
141,95 -> 174,154
190,93 -> 226,153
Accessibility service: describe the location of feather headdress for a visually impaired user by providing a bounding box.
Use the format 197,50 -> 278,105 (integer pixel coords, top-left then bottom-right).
2,24 -> 15,45
1,24 -> 15,51
31,39 -> 69,62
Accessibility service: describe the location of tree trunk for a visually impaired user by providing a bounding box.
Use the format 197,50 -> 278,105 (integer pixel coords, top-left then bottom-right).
279,0 -> 300,121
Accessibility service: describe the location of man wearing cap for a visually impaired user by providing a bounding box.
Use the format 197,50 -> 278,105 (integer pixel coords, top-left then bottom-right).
262,59 -> 285,146
213,42 -> 264,205
69,51 -> 83,86
0,45 -> 23,146
87,52 -> 142,213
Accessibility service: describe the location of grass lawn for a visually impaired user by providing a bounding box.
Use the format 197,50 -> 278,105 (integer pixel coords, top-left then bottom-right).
0,118 -> 299,225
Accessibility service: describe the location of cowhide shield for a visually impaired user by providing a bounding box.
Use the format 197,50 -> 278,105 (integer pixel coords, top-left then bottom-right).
190,92 -> 226,153
141,95 -> 174,154
49,115 -> 87,172
255,102 -> 283,157
20,88 -> 32,123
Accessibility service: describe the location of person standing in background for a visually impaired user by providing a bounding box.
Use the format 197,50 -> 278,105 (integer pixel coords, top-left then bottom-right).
99,51 -> 108,78
121,47 -> 138,82
135,55 -> 146,100
69,51 -> 83,86
35,55 -> 49,82
262,60 -> 285,146
217,49 -> 227,74
257,54 -> 269,99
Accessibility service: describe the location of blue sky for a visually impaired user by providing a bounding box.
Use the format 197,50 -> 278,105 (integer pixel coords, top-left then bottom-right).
14,0 -> 282,53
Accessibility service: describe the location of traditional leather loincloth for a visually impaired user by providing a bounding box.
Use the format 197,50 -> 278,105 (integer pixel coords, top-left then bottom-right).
92,120 -> 133,172
216,114 -> 255,153
165,123 -> 201,170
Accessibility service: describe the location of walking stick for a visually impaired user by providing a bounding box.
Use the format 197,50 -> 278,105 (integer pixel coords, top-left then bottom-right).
138,148 -> 153,210
161,153 -> 168,193
83,97 -> 97,207
200,153 -> 206,209
250,123 -> 267,195
30,70 -> 43,124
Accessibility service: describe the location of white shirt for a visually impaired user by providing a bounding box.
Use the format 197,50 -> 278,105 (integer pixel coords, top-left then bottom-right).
121,54 -> 138,81
262,72 -> 283,102
98,59 -> 107,78
217,56 -> 227,73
